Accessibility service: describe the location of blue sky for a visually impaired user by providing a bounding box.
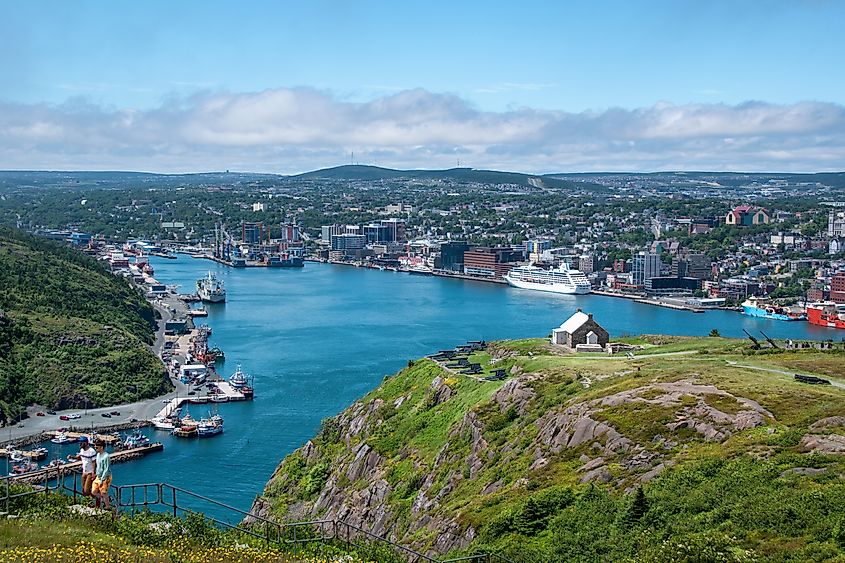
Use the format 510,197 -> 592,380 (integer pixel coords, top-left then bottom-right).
1,1 -> 844,173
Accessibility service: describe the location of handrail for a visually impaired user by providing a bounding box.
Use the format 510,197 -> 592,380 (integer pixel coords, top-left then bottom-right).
3,477 -> 516,563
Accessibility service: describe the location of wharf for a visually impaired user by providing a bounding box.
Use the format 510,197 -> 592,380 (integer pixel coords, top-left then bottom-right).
9,443 -> 164,484
153,379 -> 247,420
591,290 -> 705,312
0,448 -> 44,460
430,270 -> 508,285
43,430 -> 121,444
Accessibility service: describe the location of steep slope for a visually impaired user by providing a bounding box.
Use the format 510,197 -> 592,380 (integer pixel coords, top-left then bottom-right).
0,226 -> 167,420
251,337 -> 845,562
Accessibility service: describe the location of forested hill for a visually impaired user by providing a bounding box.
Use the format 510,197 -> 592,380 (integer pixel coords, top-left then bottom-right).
290,165 -> 590,189
0,226 -> 167,421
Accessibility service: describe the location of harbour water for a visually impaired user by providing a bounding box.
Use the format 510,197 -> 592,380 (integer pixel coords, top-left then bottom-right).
61,258 -> 844,521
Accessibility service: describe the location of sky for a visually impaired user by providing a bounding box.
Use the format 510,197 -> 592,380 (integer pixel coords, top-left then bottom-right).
1,0 -> 844,174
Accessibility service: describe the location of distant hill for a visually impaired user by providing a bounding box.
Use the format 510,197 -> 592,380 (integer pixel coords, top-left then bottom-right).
252,336 -> 845,561
0,226 -> 167,420
290,165 -> 589,189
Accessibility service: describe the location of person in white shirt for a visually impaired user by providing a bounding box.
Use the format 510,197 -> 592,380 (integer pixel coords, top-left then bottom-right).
67,435 -> 96,497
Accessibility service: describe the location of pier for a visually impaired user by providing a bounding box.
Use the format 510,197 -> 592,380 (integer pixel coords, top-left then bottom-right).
8,443 -> 164,484
153,379 -> 248,420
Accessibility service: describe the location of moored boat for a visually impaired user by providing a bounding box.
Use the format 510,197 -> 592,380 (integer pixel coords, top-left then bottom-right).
504,263 -> 591,295
196,272 -> 226,303
51,432 -> 74,445
229,365 -> 248,388
741,297 -> 807,321
806,302 -> 845,329
123,430 -> 151,449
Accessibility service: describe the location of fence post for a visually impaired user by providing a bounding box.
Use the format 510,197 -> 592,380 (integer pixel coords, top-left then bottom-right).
172,487 -> 177,517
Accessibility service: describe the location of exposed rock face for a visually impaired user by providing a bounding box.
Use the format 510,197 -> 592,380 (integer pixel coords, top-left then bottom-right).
248,366 -> 781,556
799,434 -> 845,455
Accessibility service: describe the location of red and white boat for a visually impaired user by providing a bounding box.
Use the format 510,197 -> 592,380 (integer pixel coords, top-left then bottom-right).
806,302 -> 845,329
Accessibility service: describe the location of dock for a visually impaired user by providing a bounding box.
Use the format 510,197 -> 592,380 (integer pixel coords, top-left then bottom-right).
43,430 -> 122,444
153,379 -> 248,420
9,443 -> 164,484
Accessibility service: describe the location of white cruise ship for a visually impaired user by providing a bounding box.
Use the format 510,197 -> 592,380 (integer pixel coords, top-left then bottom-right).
196,272 -> 226,303
504,264 -> 591,295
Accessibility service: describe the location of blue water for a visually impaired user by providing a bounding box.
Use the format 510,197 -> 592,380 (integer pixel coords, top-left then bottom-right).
57,258 -> 842,521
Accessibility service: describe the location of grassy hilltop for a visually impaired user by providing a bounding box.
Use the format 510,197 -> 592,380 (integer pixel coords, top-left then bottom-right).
0,226 -> 168,421
253,336 -> 845,562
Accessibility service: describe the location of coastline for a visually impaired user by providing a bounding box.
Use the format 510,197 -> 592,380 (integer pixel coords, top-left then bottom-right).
5,277 -> 196,444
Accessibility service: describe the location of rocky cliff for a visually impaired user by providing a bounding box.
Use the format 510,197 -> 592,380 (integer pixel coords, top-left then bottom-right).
250,337 -> 845,561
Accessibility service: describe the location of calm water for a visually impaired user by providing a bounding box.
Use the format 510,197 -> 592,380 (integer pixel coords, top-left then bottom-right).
52,258 -> 841,521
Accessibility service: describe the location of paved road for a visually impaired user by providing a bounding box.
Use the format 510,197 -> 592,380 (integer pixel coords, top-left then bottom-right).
2,289 -> 196,444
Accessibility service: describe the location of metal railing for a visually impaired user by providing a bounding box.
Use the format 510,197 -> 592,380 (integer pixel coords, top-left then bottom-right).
1,476 -> 515,563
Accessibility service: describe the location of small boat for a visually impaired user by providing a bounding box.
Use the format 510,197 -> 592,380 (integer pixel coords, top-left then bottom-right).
8,451 -> 25,463
188,307 -> 208,317
42,459 -> 67,470
27,447 -> 49,461
209,395 -> 228,403
51,432 -> 74,445
10,461 -> 39,475
242,386 -> 254,399
151,417 -> 176,431
123,430 -> 151,449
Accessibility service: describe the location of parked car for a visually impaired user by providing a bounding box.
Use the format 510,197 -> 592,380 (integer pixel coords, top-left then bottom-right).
59,415 -> 70,421
36,411 -> 45,416
68,413 -> 81,420
110,411 -> 120,416
46,410 -> 57,415
101,413 -> 111,418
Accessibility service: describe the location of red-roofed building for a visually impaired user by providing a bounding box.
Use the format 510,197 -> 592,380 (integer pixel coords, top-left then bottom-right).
725,206 -> 769,227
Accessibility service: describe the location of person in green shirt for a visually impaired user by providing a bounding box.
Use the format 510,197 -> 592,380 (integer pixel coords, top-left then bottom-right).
92,440 -> 112,509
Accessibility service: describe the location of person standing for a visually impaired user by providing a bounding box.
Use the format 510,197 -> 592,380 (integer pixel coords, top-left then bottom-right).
92,440 -> 112,509
67,436 -> 96,497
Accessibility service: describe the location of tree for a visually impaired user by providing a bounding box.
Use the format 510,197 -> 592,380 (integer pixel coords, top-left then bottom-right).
709,329 -> 721,337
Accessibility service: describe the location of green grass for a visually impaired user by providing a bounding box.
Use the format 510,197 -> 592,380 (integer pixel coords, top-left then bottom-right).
260,337 -> 845,561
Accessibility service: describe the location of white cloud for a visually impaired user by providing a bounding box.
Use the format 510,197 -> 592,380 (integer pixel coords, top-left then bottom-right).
0,88 -> 843,173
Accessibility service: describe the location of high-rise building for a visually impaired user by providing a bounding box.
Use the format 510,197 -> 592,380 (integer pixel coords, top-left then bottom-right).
463,247 -> 523,278
242,222 -> 264,245
632,252 -> 661,285
363,223 -> 391,244
526,239 -> 552,262
330,234 -> 366,252
672,253 -> 712,280
438,242 -> 470,272
380,219 -> 406,242
279,223 -> 300,242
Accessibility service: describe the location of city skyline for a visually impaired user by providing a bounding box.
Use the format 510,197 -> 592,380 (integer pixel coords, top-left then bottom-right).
1,1 -> 844,173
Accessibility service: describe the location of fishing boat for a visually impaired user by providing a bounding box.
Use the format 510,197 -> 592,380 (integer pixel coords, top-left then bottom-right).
151,417 -> 177,431
51,432 -> 74,444
196,420 -> 224,437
